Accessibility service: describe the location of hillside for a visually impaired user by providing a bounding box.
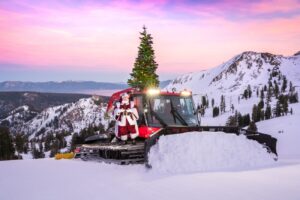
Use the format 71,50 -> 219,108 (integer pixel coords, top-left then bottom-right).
165,51 -> 300,125
0,92 -> 106,119
1,97 -> 108,137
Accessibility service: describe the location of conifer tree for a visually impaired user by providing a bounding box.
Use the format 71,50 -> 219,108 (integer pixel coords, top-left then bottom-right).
243,89 -> 249,99
0,127 -> 15,160
260,89 -> 264,99
128,26 -> 159,90
242,114 -> 250,126
274,101 -> 282,117
220,95 -> 226,113
289,81 -> 293,92
248,85 -> 252,98
281,76 -> 287,92
265,105 -> 271,119
252,104 -> 259,122
213,107 -> 220,117
274,82 -> 279,98
247,121 -> 258,132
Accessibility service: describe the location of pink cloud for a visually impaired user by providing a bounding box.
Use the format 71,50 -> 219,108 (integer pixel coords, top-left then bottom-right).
0,0 -> 299,76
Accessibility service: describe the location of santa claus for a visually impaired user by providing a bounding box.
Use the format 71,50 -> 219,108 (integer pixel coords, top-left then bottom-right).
113,92 -> 139,144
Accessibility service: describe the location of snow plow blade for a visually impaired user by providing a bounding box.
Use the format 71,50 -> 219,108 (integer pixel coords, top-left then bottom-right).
144,126 -> 278,167
79,126 -> 277,166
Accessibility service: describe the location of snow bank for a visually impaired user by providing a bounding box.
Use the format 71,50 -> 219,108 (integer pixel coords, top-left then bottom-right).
148,131 -> 275,174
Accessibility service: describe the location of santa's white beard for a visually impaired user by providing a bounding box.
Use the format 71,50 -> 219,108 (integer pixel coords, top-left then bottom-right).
121,100 -> 129,105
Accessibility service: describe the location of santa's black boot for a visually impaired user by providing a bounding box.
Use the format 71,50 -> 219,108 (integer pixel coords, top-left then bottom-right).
131,139 -> 136,145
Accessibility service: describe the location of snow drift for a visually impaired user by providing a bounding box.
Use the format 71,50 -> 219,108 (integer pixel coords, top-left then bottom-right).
148,131 -> 276,174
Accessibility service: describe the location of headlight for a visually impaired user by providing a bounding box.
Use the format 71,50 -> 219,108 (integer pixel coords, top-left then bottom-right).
147,88 -> 160,96
180,90 -> 192,96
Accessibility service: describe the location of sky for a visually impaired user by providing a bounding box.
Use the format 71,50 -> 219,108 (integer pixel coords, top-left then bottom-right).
0,0 -> 300,82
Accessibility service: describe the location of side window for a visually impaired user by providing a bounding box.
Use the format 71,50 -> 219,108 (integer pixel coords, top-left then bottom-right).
133,96 -> 144,125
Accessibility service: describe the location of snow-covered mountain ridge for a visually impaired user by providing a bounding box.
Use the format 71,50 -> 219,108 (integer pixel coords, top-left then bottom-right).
1,98 -> 108,139
165,51 -> 300,125
166,51 -> 300,95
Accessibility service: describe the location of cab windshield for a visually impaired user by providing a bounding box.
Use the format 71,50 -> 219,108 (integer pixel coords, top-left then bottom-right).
146,95 -> 198,127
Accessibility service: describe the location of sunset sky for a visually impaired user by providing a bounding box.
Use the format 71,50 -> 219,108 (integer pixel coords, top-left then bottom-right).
0,0 -> 300,82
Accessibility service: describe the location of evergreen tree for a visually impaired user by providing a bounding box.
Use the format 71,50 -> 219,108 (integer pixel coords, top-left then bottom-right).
252,104 -> 259,122
243,89 -> 249,99
128,26 -> 159,90
283,100 -> 288,115
258,99 -> 264,110
274,101 -> 282,117
15,134 -> 25,154
212,107 -> 220,117
289,92 -> 299,103
265,105 -> 272,120
260,109 -> 265,121
71,133 -> 80,151
237,112 -> 243,127
260,89 -> 264,99
0,127 -> 15,160
242,114 -> 250,127
281,76 -> 287,92
266,86 -> 272,104
220,95 -> 226,113
274,82 -> 279,98
289,81 -> 293,92
248,85 -> 252,98
247,121 -> 258,132
211,98 -> 215,108
201,96 -> 207,108
226,115 -> 238,126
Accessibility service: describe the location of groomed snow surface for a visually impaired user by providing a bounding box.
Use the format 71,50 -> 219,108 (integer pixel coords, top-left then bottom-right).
1,131 -> 300,200
149,131 -> 275,174
1,156 -> 300,200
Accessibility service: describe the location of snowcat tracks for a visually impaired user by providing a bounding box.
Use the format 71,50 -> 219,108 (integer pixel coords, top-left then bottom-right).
80,142 -> 145,165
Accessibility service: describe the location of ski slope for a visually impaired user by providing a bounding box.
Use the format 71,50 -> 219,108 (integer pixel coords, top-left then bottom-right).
0,157 -> 300,200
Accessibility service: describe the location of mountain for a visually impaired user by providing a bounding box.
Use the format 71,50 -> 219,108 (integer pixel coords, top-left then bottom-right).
159,80 -> 172,88
0,91 -> 100,119
165,51 -> 300,125
1,97 -> 108,138
0,81 -> 128,94
0,80 -> 171,94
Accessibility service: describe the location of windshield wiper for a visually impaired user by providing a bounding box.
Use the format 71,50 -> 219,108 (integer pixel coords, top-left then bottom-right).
170,101 -> 189,126
148,102 -> 168,127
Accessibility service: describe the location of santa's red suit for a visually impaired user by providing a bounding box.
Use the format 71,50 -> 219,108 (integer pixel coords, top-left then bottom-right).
113,93 -> 139,141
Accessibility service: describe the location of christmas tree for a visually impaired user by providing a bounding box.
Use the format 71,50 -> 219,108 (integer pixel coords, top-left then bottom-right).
128,26 -> 159,90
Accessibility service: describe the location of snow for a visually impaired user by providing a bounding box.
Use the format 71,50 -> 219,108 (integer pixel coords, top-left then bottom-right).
148,131 -> 275,174
0,158 -> 300,200
164,52 -> 300,126
256,101 -> 300,158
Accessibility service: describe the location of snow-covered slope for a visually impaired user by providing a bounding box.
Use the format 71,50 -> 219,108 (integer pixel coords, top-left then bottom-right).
255,101 -> 300,158
165,51 -> 300,125
1,158 -> 300,200
1,98 -> 108,138
166,51 -> 300,96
